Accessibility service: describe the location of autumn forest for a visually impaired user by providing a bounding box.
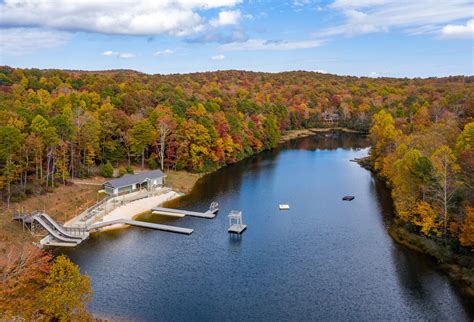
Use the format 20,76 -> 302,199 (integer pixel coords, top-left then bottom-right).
0,67 -> 473,250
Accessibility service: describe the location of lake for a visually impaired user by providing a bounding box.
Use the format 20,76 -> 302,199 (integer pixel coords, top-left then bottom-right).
62,132 -> 473,321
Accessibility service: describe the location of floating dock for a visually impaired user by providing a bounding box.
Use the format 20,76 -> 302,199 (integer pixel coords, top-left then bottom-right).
152,202 -> 219,219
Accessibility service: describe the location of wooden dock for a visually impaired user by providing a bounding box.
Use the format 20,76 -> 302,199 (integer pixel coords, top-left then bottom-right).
87,219 -> 193,235
151,205 -> 218,219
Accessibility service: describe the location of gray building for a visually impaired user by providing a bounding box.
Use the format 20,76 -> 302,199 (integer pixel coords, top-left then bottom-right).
103,169 -> 166,195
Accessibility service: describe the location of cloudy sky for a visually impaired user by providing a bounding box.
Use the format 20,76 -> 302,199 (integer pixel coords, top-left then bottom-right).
0,0 -> 473,77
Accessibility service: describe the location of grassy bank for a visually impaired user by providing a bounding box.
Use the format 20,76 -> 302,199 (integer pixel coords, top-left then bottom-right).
164,170 -> 204,194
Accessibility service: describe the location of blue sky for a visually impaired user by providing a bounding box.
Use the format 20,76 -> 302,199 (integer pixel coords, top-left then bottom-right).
0,0 -> 473,77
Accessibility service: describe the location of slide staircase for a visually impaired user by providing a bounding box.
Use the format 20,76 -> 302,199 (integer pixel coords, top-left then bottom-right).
32,215 -> 82,245
33,211 -> 87,240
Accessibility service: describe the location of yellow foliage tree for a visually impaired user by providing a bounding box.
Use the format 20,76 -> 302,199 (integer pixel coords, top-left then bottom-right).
412,201 -> 440,236
39,255 -> 92,320
459,205 -> 474,248
455,122 -> 473,153
369,110 -> 399,172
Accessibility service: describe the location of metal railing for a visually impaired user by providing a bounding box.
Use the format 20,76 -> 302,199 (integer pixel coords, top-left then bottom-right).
75,187 -> 172,226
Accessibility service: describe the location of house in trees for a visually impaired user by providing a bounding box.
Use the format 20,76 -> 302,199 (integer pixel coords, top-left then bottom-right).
322,110 -> 340,123
102,169 -> 166,195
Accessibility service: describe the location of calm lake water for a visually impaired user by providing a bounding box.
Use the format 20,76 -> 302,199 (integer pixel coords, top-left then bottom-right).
62,133 -> 473,321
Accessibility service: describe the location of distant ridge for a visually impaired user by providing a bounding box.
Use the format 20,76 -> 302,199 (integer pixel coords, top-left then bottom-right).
1,65 -> 472,81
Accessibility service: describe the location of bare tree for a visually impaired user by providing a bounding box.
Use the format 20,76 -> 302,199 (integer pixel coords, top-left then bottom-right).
157,121 -> 170,171
429,146 -> 460,238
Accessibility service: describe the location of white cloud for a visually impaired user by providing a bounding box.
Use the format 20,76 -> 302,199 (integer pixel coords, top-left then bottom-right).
220,39 -> 324,51
0,0 -> 242,36
312,69 -> 328,73
211,54 -> 226,60
118,52 -> 135,59
154,49 -> 174,56
330,0 -> 389,9
102,50 -> 117,56
441,19 -> 474,39
293,0 -> 313,7
321,0 -> 474,37
368,71 -> 381,77
0,28 -> 70,56
210,10 -> 241,27
102,51 -> 136,59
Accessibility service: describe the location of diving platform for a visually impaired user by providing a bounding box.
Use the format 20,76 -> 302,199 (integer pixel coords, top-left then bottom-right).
152,201 -> 219,219
228,210 -> 247,234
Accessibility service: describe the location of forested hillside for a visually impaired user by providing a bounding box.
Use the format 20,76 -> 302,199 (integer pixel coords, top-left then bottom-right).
0,67 -> 473,225
370,111 -> 473,250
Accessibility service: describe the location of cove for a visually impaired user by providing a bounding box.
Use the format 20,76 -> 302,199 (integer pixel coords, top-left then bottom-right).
61,132 -> 473,321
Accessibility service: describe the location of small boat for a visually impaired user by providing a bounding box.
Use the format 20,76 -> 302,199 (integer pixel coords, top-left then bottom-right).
342,196 -> 355,201
279,204 -> 290,210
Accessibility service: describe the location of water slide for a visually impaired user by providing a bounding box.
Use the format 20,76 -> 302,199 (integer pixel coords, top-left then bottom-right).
33,215 -> 82,245
34,212 -> 86,240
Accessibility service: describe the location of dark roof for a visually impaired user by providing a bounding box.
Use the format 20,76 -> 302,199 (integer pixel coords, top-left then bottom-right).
103,169 -> 166,189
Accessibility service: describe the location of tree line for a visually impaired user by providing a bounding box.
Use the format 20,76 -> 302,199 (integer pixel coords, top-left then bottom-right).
0,67 -> 472,215
370,109 -> 473,248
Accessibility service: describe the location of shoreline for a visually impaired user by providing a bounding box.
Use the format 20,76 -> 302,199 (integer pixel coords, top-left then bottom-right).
389,223 -> 474,298
3,127 -> 364,248
89,127 -> 353,233
87,190 -> 182,232
279,127 -> 365,144
354,156 -> 474,299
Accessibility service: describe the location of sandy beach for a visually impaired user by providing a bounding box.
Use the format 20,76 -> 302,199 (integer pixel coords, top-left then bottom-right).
95,190 -> 181,231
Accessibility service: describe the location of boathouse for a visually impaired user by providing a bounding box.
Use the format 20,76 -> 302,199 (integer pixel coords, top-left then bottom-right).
103,169 -> 166,195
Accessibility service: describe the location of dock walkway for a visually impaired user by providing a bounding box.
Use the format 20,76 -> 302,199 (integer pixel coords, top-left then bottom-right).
87,219 -> 193,235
